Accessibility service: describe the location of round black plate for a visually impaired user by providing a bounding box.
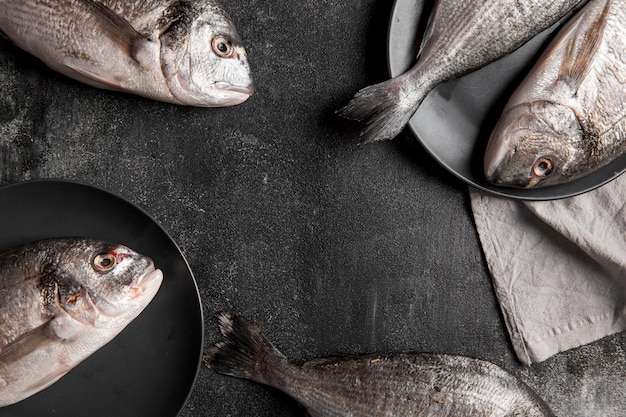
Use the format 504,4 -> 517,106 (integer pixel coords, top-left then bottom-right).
388,0 -> 626,200
0,180 -> 203,417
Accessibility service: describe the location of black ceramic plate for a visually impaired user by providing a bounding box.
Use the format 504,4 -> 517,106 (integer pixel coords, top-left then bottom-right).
388,0 -> 626,200
0,180 -> 203,417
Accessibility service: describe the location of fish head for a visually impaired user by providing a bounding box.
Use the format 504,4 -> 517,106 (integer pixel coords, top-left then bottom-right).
484,101 -> 585,188
159,4 -> 253,107
50,239 -> 163,329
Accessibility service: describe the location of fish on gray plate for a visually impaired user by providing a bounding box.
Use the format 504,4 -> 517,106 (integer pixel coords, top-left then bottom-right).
484,0 -> 626,188
338,0 -> 585,143
0,0 -> 253,106
204,313 -> 555,417
0,238 -> 163,407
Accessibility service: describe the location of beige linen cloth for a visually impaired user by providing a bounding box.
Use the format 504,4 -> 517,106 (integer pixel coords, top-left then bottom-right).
470,174 -> 626,365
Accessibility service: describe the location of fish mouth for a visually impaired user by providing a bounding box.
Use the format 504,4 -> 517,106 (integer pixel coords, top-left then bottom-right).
215,82 -> 254,96
130,267 -> 163,300
484,136 -> 515,184
214,82 -> 254,105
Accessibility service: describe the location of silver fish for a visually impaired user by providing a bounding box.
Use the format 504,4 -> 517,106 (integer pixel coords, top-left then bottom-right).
0,238 -> 163,407
0,0 -> 253,106
338,0 -> 584,143
205,313 -> 555,417
484,0 -> 626,188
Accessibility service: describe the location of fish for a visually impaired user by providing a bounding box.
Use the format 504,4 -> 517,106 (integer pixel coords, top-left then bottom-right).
0,0 -> 253,106
0,237 -> 163,407
338,0 -> 585,144
204,313 -> 555,417
484,0 -> 626,188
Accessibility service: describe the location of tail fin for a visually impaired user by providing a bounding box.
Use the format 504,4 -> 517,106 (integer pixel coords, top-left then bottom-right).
337,75 -> 424,144
203,313 -> 288,384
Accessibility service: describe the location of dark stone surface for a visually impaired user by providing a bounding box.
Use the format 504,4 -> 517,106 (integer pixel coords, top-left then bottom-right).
0,1 -> 623,416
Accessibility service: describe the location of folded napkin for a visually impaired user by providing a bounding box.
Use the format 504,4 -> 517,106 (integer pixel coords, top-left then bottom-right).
470,175 -> 626,365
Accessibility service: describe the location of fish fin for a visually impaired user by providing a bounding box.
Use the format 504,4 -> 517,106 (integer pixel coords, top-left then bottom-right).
303,354 -> 384,368
302,357 -> 336,367
25,363 -> 73,394
558,0 -> 611,92
62,62 -> 125,90
203,313 -> 288,385
0,320 -> 59,364
302,356 -> 350,368
337,74 -> 423,144
416,1 -> 439,58
76,0 -> 145,56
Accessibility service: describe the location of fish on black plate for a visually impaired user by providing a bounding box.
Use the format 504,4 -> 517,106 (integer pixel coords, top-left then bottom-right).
0,0 -> 253,106
338,0 -> 585,143
484,0 -> 626,188
205,313 -> 555,417
0,238 -> 163,407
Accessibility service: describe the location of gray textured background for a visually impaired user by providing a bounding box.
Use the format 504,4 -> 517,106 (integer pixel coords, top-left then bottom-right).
0,1 -> 624,416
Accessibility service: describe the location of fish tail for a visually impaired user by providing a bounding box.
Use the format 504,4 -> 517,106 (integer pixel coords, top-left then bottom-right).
204,313 -> 288,385
337,74 -> 424,144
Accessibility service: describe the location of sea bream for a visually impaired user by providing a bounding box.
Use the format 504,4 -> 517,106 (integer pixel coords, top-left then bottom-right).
338,0 -> 585,143
205,313 -> 555,417
0,238 -> 163,407
0,0 -> 253,106
484,0 -> 626,188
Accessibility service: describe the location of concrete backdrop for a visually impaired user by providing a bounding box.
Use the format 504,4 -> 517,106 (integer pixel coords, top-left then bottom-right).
0,1 -> 623,416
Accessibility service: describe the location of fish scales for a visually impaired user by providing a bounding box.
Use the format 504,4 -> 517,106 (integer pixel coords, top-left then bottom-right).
205,313 -> 555,417
484,0 -> 626,187
0,247 -> 48,350
0,0 -> 165,96
1,1 -> 122,61
280,356 -> 536,415
0,238 -> 162,407
0,0 -> 253,106
338,0 -> 585,143
418,2 -> 564,73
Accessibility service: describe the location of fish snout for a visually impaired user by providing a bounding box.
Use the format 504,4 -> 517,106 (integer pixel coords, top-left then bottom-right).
214,80 -> 254,105
485,144 -> 513,184
484,121 -> 517,184
484,103 -> 546,186
130,267 -> 163,300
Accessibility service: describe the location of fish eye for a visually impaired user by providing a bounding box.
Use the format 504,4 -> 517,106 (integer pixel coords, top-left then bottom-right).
93,252 -> 117,272
212,35 -> 235,58
532,157 -> 554,177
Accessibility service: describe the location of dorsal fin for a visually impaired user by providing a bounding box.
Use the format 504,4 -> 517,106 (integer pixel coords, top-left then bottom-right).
558,0 -> 612,92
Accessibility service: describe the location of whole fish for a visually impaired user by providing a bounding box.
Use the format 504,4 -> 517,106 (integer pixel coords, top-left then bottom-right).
338,0 -> 584,143
0,238 -> 163,407
484,0 -> 626,188
0,0 -> 253,106
204,313 -> 555,417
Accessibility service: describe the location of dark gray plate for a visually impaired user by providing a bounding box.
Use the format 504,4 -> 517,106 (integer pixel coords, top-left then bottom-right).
0,180 -> 203,417
388,0 -> 626,200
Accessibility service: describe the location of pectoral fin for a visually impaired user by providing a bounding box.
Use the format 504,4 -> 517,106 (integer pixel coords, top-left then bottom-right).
62,63 -> 124,90
60,0 -> 159,90
0,321 -> 58,364
77,0 -> 145,55
25,363 -> 73,394
558,0 -> 611,92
